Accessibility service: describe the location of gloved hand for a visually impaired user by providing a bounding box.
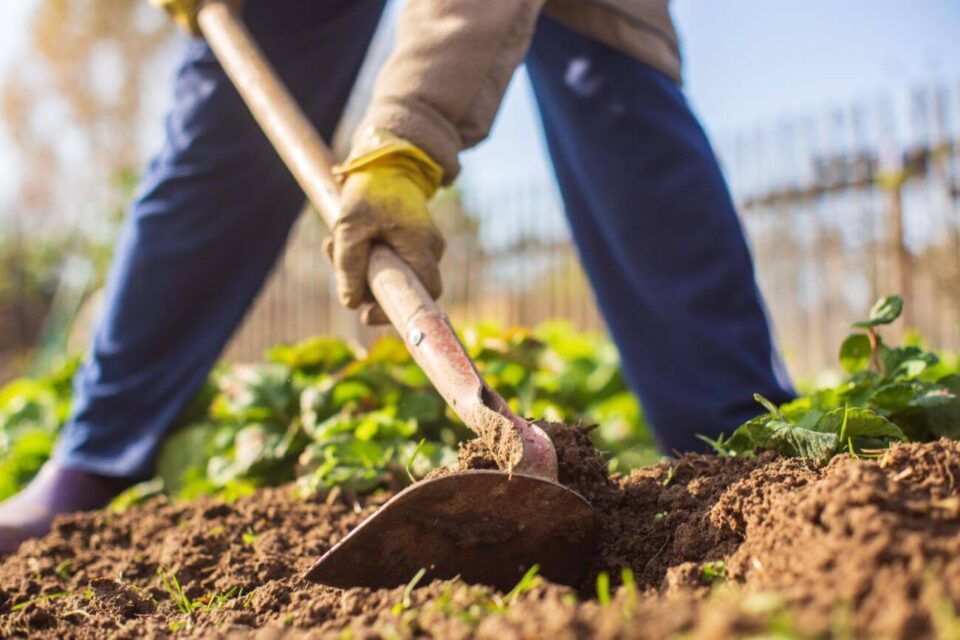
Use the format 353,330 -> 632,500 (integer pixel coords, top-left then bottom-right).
149,0 -> 244,35
149,0 -> 201,34
324,129 -> 445,326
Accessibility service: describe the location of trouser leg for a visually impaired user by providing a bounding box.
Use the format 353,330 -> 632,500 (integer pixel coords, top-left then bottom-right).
526,17 -> 794,453
56,0 -> 386,477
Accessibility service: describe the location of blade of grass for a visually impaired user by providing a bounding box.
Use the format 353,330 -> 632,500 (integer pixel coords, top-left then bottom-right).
596,572 -> 611,606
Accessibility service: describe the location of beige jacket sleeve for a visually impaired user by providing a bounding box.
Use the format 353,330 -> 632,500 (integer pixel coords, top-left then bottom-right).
354,0 -> 549,184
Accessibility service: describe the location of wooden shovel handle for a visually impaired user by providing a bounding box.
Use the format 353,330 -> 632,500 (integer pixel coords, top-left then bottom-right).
195,0 -> 558,480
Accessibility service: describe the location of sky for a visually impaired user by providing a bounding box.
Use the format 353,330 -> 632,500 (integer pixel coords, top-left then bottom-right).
459,0 -> 960,192
0,1 -> 958,210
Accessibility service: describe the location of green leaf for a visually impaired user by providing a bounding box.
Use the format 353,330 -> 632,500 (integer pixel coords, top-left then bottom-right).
701,561 -> 726,585
396,392 -> 445,424
266,336 -> 354,373
923,375 -> 960,439
910,385 -> 957,408
110,477 -> 165,512
853,295 -> 903,328
814,408 -> 906,442
839,334 -> 872,374
364,337 -> 412,365
871,382 -> 919,411
0,379 -> 62,439
0,429 -> 56,500
155,422 -> 216,495
213,364 -> 294,425
734,413 -> 839,461
880,346 -> 937,379
331,381 -> 374,409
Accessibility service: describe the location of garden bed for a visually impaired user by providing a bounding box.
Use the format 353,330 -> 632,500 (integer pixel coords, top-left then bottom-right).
1,428 -> 957,639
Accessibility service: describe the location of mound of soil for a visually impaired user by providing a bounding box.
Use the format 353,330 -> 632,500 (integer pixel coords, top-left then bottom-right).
0,427 -> 957,639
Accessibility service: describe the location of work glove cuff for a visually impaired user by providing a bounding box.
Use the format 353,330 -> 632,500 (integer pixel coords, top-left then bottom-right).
149,0 -> 245,36
334,128 -> 444,200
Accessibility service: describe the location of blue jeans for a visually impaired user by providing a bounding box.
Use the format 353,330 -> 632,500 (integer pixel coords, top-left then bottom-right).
56,6 -> 793,478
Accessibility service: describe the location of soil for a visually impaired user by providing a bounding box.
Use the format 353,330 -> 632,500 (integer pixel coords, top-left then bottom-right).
0,427 -> 957,639
466,395 -> 527,472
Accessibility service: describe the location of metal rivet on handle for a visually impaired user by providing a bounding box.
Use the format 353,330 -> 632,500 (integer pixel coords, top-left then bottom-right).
408,328 -> 424,346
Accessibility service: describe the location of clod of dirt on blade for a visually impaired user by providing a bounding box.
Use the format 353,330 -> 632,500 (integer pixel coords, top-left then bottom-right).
196,0 -> 597,592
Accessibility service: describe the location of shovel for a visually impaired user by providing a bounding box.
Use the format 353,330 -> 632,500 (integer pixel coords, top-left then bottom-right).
196,0 -> 597,591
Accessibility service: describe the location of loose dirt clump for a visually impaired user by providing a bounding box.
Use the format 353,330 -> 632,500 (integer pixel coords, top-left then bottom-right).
0,429 -> 958,639
716,439 -> 960,638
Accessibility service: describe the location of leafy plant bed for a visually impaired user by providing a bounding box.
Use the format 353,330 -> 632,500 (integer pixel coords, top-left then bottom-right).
1,427 -> 957,639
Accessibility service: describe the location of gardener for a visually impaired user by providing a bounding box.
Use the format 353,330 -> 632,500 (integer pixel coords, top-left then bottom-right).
0,0 -> 794,552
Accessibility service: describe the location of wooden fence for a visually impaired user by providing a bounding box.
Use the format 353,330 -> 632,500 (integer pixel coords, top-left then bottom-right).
226,79 -> 960,378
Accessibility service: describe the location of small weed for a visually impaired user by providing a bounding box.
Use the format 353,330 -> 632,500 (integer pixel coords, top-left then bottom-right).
696,433 -> 737,457
701,561 -> 726,585
654,511 -> 669,523
209,525 -> 225,537
404,438 -> 428,483
596,572 -> 611,606
169,619 -> 190,632
847,437 -> 858,458
11,591 -> 70,611
157,567 -> 239,616
158,568 -> 196,614
54,559 -> 72,580
661,464 -> 678,487
61,608 -> 93,621
492,565 -> 542,611
620,568 -> 638,618
391,568 -> 426,614
198,586 -> 239,611
242,527 -> 258,546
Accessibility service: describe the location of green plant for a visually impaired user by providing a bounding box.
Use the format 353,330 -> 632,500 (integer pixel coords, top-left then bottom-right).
717,296 -> 959,462
620,568 -> 638,618
0,322 -> 652,503
0,357 -> 78,500
391,568 -> 427,614
701,561 -> 726,585
596,571 -> 612,606
157,567 -> 238,616
11,591 -> 70,611
157,568 -> 196,615
492,565 -> 542,611
54,559 -> 72,580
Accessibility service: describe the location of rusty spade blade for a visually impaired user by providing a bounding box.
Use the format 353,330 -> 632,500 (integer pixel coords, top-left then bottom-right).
300,310 -> 598,590
303,470 -> 597,591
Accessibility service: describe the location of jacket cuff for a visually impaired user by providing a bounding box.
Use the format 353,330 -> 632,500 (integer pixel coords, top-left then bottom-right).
358,96 -> 463,185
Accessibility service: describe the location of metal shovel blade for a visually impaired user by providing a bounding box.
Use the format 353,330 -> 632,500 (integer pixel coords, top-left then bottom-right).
303,470 -> 597,591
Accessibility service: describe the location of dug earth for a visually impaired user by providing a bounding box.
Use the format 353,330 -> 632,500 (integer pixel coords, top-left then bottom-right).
0,424 -> 958,639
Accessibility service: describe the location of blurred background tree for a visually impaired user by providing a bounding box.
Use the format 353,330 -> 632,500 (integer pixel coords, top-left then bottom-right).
0,0 -> 174,381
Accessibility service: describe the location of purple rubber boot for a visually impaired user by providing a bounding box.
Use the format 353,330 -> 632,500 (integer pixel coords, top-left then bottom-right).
0,462 -> 134,554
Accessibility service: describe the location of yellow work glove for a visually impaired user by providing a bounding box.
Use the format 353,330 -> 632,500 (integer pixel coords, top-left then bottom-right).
149,0 -> 201,34
325,129 -> 445,326
149,0 -> 244,35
